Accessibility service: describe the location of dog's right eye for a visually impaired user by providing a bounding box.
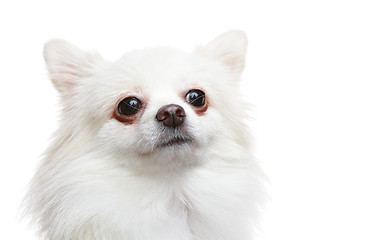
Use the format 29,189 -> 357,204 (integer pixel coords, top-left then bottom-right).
117,97 -> 142,115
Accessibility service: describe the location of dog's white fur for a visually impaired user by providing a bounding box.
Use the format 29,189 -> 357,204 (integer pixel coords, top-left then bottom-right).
25,31 -> 265,240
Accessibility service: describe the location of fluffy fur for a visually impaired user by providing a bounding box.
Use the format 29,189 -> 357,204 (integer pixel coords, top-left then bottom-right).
25,30 -> 265,240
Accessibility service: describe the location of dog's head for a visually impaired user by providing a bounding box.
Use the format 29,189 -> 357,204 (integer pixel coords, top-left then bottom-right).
45,31 -> 249,170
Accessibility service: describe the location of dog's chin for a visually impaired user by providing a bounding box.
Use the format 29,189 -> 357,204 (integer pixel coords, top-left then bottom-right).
126,131 -> 205,171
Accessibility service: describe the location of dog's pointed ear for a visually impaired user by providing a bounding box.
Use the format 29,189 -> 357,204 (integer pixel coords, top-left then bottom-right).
195,30 -> 248,73
43,39 -> 103,94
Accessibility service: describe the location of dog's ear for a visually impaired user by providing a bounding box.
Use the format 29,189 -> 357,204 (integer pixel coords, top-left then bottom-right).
43,39 -> 103,94
196,30 -> 248,73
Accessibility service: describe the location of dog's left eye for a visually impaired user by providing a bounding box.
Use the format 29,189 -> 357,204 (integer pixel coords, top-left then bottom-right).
186,90 -> 206,107
117,97 -> 142,115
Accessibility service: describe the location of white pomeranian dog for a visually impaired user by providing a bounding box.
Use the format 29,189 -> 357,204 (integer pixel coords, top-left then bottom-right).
25,30 -> 265,240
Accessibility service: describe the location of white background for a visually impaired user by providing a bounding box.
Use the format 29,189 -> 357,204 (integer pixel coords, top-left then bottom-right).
1,0 -> 368,239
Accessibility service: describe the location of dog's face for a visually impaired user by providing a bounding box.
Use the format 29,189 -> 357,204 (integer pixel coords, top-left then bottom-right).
44,31 -> 248,170
94,49 -> 226,168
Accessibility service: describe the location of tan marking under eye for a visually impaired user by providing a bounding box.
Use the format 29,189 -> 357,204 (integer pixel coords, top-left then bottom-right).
194,103 -> 208,116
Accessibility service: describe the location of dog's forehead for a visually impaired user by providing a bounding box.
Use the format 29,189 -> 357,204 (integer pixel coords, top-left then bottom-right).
114,47 -> 201,89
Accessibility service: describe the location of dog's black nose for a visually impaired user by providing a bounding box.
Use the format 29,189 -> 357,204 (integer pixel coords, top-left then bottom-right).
156,104 -> 186,127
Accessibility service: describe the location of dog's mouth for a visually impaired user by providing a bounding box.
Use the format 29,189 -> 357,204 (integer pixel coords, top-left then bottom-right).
156,135 -> 193,148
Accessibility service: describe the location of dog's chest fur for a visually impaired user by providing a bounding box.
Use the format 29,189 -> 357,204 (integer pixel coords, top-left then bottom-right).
62,159 -> 256,240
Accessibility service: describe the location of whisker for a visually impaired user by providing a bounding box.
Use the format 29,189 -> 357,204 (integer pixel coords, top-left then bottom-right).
189,95 -> 205,104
